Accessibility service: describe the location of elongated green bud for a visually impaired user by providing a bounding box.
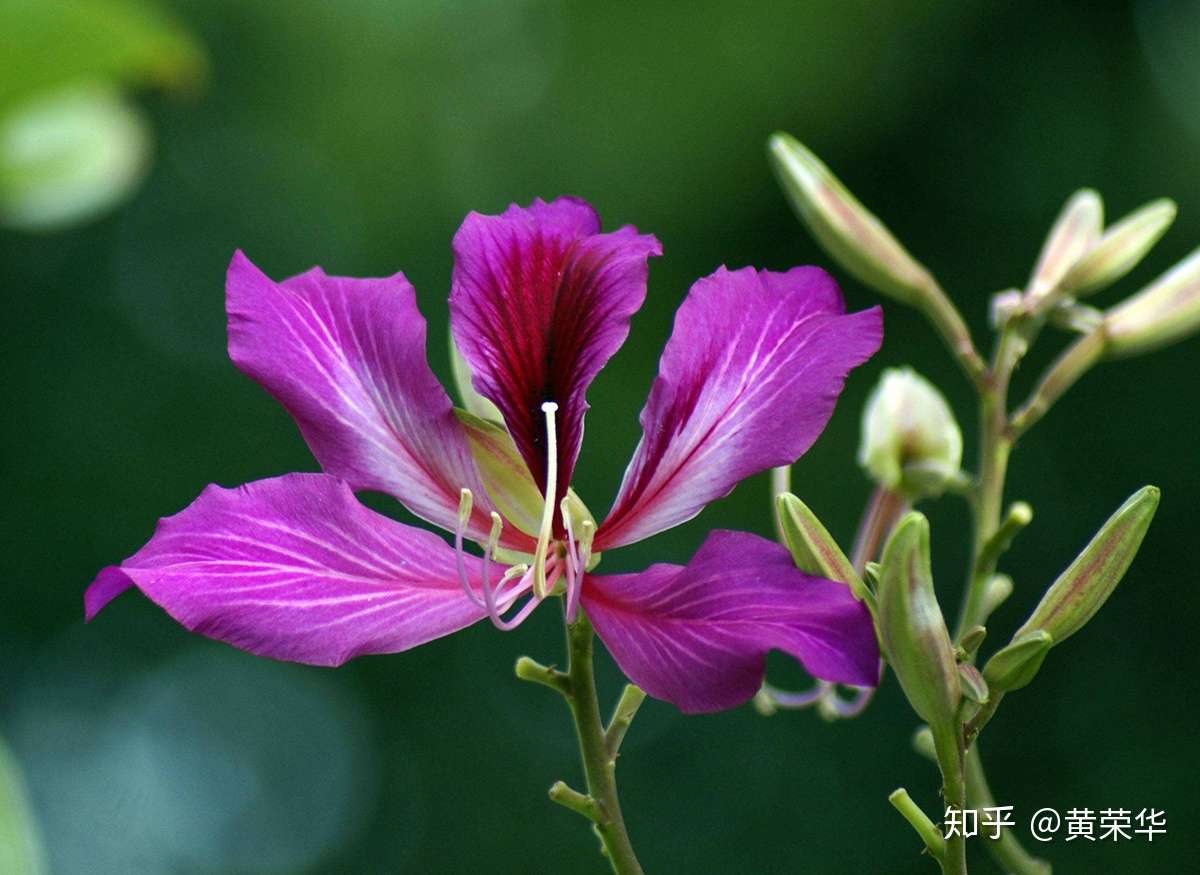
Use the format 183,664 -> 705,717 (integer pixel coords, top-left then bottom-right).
775,493 -> 868,602
768,133 -> 936,305
982,630 -> 1053,692
877,513 -> 960,730
1015,486 -> 1159,644
1062,199 -> 1177,296
1026,189 -> 1103,300
1105,247 -> 1200,358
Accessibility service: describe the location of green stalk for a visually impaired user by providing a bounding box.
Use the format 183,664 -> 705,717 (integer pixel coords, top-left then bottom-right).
516,613 -> 646,874
563,615 -> 645,875
932,725 -> 968,875
954,317 -> 1049,874
965,747 -> 1052,875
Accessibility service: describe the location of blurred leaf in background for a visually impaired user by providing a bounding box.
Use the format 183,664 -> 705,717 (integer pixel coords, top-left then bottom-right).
0,734 -> 47,875
0,0 -> 205,230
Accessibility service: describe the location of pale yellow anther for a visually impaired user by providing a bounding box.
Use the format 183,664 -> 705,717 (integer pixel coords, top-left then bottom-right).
578,519 -> 596,570
501,564 -> 530,585
457,488 -> 474,530
487,511 -> 503,554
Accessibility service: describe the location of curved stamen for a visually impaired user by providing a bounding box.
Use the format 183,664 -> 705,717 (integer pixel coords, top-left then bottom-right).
454,488 -> 485,608
531,401 -> 560,598
479,510 -> 504,608
484,562 -> 545,631
559,496 -> 582,623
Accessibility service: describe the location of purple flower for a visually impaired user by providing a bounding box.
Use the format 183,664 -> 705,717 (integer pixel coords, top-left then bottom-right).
87,197 -> 883,714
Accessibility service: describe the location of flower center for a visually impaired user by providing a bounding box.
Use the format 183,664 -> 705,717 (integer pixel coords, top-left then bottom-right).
451,401 -> 593,630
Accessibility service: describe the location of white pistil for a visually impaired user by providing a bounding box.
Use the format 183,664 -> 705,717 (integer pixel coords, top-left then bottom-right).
531,401 -> 559,598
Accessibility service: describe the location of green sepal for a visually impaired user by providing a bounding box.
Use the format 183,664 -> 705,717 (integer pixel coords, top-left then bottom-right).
775,492 -> 869,604
450,333 -> 503,422
455,408 -> 543,537
956,625 -> 987,660
957,663 -> 989,705
982,630 -> 1053,692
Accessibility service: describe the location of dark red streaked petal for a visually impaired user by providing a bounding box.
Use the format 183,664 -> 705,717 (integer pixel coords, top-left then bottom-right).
449,197 -> 661,515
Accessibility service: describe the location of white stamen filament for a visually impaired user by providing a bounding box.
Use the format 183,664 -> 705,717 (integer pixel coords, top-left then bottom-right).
560,496 -> 583,623
531,401 -> 560,598
454,489 -> 484,608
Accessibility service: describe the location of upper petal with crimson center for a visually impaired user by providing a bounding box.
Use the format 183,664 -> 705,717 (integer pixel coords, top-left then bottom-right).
449,197 -> 661,514
596,266 -> 882,550
226,252 -> 528,550
85,474 -> 515,666
582,530 -> 879,714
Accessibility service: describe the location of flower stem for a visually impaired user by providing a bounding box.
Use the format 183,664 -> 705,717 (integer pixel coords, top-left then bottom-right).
561,613 -> 645,875
932,725 -> 968,875
949,316 -> 1048,874
964,746 -> 1052,875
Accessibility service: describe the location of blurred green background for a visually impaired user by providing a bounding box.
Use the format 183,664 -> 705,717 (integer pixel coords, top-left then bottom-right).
3,0 -> 1197,871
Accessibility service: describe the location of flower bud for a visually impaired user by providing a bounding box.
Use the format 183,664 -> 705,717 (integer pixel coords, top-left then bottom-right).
0,82 -> 151,231
859,367 -> 962,500
775,493 -> 868,603
768,133 -> 936,306
957,663 -> 989,705
1062,199 -> 1177,296
1015,485 -> 1159,644
982,630 -> 1053,692
956,625 -> 987,660
1026,189 -> 1103,300
1104,247 -> 1200,358
877,513 -> 960,731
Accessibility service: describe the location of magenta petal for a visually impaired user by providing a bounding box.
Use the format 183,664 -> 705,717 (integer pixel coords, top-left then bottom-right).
582,530 -> 879,714
449,198 -> 661,511
226,252 -> 527,549
597,267 -> 882,550
84,474 -> 505,666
